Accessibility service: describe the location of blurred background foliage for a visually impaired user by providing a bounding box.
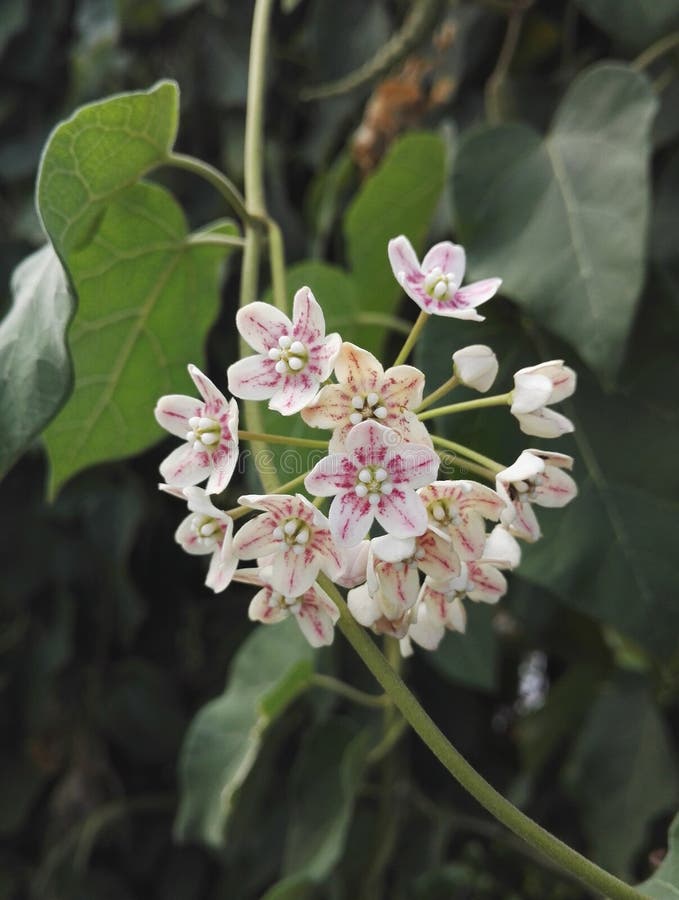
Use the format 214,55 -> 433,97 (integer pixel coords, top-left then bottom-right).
1,0 -> 679,898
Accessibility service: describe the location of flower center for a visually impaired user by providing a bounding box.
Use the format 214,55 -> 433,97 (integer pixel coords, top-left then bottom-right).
423,266 -> 459,303
354,466 -> 393,505
268,590 -> 302,612
186,415 -> 221,451
190,513 -> 225,549
428,499 -> 462,528
272,517 -> 311,555
349,392 -> 388,427
268,334 -> 309,375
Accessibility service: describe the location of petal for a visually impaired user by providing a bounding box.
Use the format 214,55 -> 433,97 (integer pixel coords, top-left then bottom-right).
433,305 -> 486,322
301,384 -> 351,430
380,364 -> 425,409
204,441 -> 239,494
421,242 -> 466,283
416,530 -> 460,581
501,499 -> 541,543
375,561 -> 420,620
329,490 -> 374,547
183,485 -> 226,518
205,543 -> 238,593
233,515 -> 279,559
294,595 -> 338,648
155,394 -> 201,438
346,419 -> 390,467
249,588 -> 289,624
335,540 -> 370,588
310,332 -> 342,382
236,301 -> 292,353
334,342 -> 384,392
375,487 -> 428,539
515,408 -> 574,438
271,546 -> 320,596
292,286 -> 326,346
534,465 -> 578,508
159,442 -> 210,487
451,278 -> 501,309
452,345 -> 498,393
511,373 -> 554,414
227,354 -> 281,401
408,602 -> 446,650
305,453 -> 357,495
175,514 -> 213,555
269,371 -> 321,416
483,525 -> 522,568
310,529 -> 343,579
497,451 -> 543,485
446,597 -> 467,632
386,441 -> 439,488
388,235 -> 422,283
187,364 -> 227,415
466,562 -> 507,603
371,534 -> 416,563
451,511 -> 487,561
347,584 -> 381,627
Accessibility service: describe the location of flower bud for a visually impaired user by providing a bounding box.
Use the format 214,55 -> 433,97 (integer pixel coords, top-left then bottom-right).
452,345 -> 498,393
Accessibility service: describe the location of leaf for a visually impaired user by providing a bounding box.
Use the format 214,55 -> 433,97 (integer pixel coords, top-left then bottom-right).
563,675 -> 679,877
281,718 -> 370,882
344,132 -> 446,355
426,603 -> 498,692
0,245 -> 73,480
574,0 -> 679,52
42,183 -> 237,495
174,618 -> 314,848
37,80 -> 179,257
639,813 -> 679,898
453,64 -> 657,381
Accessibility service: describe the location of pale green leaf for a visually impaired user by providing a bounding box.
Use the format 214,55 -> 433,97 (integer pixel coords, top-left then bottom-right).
563,675 -> 679,877
453,64 -> 657,380
42,183 -> 236,495
174,619 -> 314,848
639,813 -> 679,898
574,0 -> 679,51
344,132 -> 446,355
0,245 -> 74,480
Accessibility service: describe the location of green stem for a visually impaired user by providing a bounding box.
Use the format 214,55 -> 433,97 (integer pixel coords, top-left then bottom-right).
239,0 -> 279,493
266,216 -> 288,313
187,234 -> 247,250
165,152 -> 251,224
319,577 -> 647,900
329,312 -> 413,337
431,434 -> 504,475
416,374 -> 460,413
632,30 -> 679,72
418,391 -> 513,421
393,310 -> 429,366
238,430 -> 328,449
485,0 -> 532,124
437,451 -> 496,482
310,673 -> 389,708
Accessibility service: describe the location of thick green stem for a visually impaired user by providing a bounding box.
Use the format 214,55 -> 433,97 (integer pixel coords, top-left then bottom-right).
393,310 -> 429,366
416,374 -> 459,412
238,430 -> 328,449
266,217 -> 288,313
431,434 -> 504,475
418,391 -> 513,421
165,152 -> 251,224
319,577 -> 647,900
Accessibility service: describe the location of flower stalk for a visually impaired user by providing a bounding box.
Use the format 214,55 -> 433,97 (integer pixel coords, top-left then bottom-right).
418,391 -> 513,421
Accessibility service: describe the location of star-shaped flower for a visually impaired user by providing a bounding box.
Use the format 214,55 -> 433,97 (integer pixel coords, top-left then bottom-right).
159,485 -> 237,593
232,493 -> 341,596
245,570 -> 340,648
418,480 -> 505,561
301,341 -> 431,451
227,287 -> 341,415
304,420 -> 439,547
496,449 -> 578,542
388,235 -> 501,320
154,364 -> 239,494
511,360 -> 576,438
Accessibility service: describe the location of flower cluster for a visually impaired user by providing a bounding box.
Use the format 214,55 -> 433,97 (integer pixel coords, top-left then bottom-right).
154,235 -> 577,653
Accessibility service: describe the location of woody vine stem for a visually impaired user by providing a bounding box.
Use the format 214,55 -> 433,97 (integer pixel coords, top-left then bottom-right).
237,2 -> 646,898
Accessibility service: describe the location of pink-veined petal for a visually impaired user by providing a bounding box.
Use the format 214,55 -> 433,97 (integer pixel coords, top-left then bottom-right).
329,490 -> 374,547
301,384 -> 351,430
154,394 -> 201,438
159,442 -> 210,487
205,542 -> 238,593
466,562 -> 507,603
227,354 -> 281,400
416,529 -> 460,581
534,465 -> 578,508
346,419 -> 390,468
204,442 -> 239,494
187,364 -> 227,416
312,332 -> 342,382
233,515 -> 279,559
388,235 -> 422,284
335,342 -> 384,393
501,499 -> 541,542
236,302 -> 292,353
294,592 -> 338,648
375,486 -> 428,539
421,241 -> 466,283
515,408 -> 574,438
175,513 -> 213,555
292,286 -> 325,346
375,560 -> 420,620
271,546 -> 320,597
380,364 -> 425,409
249,588 -> 289,624
305,453 -> 357,495
386,441 -> 439,488
451,278 -> 501,311
451,511 -> 487,561
269,370 -> 322,415
310,529 -> 343,579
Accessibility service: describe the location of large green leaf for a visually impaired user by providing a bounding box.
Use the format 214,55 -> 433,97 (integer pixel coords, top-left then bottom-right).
174,618 -> 314,848
344,132 -> 446,355
42,183 -> 236,494
0,245 -> 73,480
574,0 -> 679,52
563,675 -> 679,877
453,64 -> 657,381
37,80 -> 179,256
426,603 -> 498,692
639,813 -> 679,898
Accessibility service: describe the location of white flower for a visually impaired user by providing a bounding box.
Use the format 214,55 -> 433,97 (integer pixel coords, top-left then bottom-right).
511,361 -> 576,438
452,345 -> 499,393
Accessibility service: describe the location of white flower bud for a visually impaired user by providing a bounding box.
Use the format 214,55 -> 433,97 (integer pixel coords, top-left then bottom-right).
452,345 -> 498,393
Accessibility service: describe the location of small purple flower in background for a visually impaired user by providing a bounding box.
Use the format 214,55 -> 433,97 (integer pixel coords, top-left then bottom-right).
388,235 -> 501,321
154,364 -> 239,494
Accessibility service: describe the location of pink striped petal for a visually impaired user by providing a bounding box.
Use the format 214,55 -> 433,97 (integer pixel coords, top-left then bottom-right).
236,302 -> 292,353
388,235 -> 422,284
305,454 -> 358,495
451,511 -> 487,561
416,529 -> 460,581
311,331 -> 342,382
301,384 -> 351,430
249,588 -> 289,624
206,542 -> 238,593
204,442 -> 239,495
175,514 -> 213,555
227,354 -> 281,400
155,394 -> 201,438
291,287 -> 325,346
380,364 -> 425,408
421,242 -> 466,284
466,561 -> 507,603
501,499 -> 541,543
294,587 -> 339,647
452,278 -> 502,309
160,442 -> 210,487
375,487 -> 428,539
329,490 -> 374,547
375,561 -> 420,620
534,465 -> 578,508
334,342 -> 384,392
272,546 -> 320,597
270,371 -> 321,415
187,364 -> 227,415
386,441 -> 439,488
233,515 -> 279,559
515,407 -> 574,438
347,420 -> 390,468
